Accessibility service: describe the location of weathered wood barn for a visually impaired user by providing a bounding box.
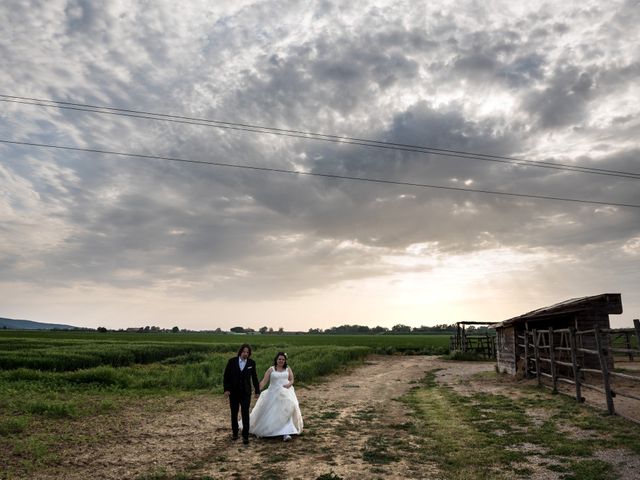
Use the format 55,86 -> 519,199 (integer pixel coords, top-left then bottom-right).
492,293 -> 623,375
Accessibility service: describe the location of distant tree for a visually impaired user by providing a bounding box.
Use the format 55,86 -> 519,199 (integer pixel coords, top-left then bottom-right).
278,327 -> 284,333
144,326 -> 150,332
391,324 -> 411,333
97,326 -> 107,333
171,326 -> 179,333
308,328 -> 322,334
259,326 -> 268,334
230,326 -> 245,334
371,326 -> 388,334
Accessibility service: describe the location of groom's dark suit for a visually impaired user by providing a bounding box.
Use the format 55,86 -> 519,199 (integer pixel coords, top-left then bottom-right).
223,355 -> 260,442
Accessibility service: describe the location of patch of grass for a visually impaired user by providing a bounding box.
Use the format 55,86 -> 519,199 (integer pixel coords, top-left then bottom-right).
25,399 -> 77,418
258,466 -> 286,480
390,421 -> 412,431
444,351 -> 492,361
98,399 -> 116,413
511,466 -> 533,476
13,436 -> 59,468
404,369 -> 640,479
319,410 -> 340,420
563,459 -> 612,480
316,471 -> 343,480
0,417 -> 28,436
354,407 -> 376,421
612,430 -> 640,455
134,470 -> 215,480
362,435 -> 398,464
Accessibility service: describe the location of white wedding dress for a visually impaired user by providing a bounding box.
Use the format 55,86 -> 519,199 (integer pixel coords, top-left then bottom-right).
245,367 -> 303,437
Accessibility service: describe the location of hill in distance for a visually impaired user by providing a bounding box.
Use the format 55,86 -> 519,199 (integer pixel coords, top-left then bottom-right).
0,317 -> 82,330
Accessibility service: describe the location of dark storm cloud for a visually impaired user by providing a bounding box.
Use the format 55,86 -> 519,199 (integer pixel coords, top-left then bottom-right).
235,33 -> 421,122
522,66 -> 596,129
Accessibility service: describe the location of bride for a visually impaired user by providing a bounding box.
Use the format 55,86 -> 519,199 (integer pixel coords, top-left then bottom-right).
244,351 -> 303,441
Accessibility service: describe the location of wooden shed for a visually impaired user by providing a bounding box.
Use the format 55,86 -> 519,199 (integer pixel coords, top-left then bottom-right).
492,293 -> 623,375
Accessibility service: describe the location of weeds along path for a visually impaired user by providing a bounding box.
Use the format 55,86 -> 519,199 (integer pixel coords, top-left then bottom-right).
36,355 -> 443,480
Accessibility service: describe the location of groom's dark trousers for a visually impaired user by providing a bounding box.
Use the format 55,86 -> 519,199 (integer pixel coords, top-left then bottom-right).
229,391 -> 251,439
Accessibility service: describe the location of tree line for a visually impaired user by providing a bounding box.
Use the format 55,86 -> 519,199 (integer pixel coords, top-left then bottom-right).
229,324 -> 492,335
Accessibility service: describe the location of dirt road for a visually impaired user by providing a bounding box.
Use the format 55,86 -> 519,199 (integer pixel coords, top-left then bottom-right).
40,356 -> 443,479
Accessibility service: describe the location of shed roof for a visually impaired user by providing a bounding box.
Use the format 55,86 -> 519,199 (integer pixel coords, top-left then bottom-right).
492,293 -> 622,328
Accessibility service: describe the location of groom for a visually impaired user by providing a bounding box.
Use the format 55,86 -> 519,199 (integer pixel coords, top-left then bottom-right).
223,343 -> 260,444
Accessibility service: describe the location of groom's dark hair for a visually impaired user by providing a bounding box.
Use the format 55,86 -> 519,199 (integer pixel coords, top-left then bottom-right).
272,351 -> 288,369
237,343 -> 252,357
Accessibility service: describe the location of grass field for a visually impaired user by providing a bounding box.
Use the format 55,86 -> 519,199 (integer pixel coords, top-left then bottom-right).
0,331 -> 449,387
0,329 -> 451,348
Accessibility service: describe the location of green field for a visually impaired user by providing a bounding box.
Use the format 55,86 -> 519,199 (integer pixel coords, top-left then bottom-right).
0,329 -> 451,348
0,330 -> 449,391
0,330 -> 449,408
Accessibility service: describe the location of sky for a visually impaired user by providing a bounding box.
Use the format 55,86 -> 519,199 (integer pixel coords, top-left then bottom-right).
1,0 -> 639,331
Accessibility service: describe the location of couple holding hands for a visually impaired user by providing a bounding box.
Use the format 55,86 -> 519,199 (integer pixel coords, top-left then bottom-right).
223,344 -> 303,444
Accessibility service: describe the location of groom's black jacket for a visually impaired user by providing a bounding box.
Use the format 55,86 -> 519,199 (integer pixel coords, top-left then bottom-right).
223,357 -> 260,395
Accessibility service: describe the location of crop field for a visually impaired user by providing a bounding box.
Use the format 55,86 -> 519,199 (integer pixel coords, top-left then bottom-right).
0,331 -> 447,380
0,331 -> 448,418
0,331 -> 448,388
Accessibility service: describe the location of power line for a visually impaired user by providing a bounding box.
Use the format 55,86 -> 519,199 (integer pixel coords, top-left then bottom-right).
2,94 -> 639,180
2,138 -> 639,209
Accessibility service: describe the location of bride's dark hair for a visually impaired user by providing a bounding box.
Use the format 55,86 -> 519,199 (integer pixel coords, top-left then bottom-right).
273,351 -> 288,369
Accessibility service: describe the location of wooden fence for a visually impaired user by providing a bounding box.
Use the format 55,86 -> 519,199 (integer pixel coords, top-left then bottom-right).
450,333 -> 496,358
519,319 -> 640,415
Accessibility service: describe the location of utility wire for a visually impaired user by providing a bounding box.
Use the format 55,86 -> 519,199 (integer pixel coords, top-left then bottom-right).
2,94 -> 639,180
2,138 -> 639,209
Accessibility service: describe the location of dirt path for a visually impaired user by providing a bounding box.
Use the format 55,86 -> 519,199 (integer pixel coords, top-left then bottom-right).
32,356 -> 640,480
41,356 -> 442,480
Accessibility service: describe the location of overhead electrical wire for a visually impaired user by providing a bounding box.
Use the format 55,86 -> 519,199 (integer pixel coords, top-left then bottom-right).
1,94 -> 639,180
2,139 -> 639,209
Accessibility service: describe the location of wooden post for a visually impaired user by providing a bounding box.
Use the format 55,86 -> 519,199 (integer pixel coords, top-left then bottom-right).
569,327 -> 583,403
549,327 -> 557,394
533,329 -> 541,386
523,328 -> 530,378
625,332 -> 633,361
594,325 -> 615,415
634,319 -> 640,352
462,324 -> 467,353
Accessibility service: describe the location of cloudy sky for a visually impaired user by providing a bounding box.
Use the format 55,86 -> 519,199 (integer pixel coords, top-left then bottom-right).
1,0 -> 639,330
